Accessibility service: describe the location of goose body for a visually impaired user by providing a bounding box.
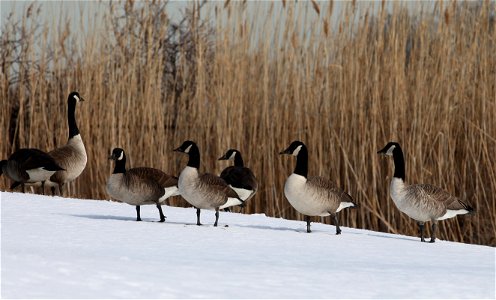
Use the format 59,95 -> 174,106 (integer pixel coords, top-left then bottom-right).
378,142 -> 474,242
106,148 -> 179,222
280,141 -> 356,234
174,141 -> 242,226
1,148 -> 64,193
284,174 -> 355,217
219,149 -> 258,205
45,92 -> 87,196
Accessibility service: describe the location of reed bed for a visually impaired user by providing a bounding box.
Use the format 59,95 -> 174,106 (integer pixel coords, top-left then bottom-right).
1,1 -> 495,246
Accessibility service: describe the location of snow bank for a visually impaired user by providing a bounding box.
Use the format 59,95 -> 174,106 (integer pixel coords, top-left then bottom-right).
1,192 -> 494,298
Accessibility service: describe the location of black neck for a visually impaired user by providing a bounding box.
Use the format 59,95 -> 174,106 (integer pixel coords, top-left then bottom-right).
113,156 -> 126,174
392,146 -> 405,181
294,146 -> 308,178
234,154 -> 244,167
187,145 -> 200,169
68,99 -> 80,139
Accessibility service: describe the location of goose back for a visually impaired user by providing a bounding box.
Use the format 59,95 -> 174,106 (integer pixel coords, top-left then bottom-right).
2,149 -> 63,183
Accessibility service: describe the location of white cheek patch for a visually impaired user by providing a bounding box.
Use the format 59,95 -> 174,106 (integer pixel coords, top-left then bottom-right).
386,145 -> 396,156
74,95 -> 80,102
292,145 -> 302,156
229,152 -> 237,160
184,144 -> 192,154
117,151 -> 124,160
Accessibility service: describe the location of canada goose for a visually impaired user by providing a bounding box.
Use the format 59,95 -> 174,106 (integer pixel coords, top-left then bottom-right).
218,149 -> 258,209
378,142 -> 474,243
106,148 -> 179,222
174,140 -> 242,226
1,148 -> 64,194
45,91 -> 87,196
280,141 -> 356,234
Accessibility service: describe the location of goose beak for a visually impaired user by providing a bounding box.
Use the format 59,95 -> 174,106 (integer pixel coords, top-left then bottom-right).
108,154 -> 116,160
80,96 -> 85,102
377,147 -> 388,156
279,148 -> 291,155
173,147 -> 182,152
218,154 -> 228,160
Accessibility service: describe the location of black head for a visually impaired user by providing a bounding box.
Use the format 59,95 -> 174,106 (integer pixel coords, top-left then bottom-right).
109,148 -> 125,161
173,140 -> 197,154
218,149 -> 239,160
68,91 -> 84,104
279,140 -> 306,156
377,142 -> 401,156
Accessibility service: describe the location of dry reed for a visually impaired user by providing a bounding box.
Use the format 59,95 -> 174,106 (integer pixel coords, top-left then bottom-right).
1,1 -> 495,246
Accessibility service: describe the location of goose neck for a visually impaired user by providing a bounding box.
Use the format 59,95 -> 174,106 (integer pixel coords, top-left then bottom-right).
392,146 -> 405,181
294,146 -> 308,178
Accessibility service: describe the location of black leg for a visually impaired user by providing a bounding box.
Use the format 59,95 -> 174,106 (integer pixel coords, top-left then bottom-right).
334,214 -> 341,235
430,221 -> 437,243
10,182 -> 21,190
157,204 -> 165,222
136,206 -> 142,221
41,181 -> 45,195
51,186 -> 56,196
196,208 -> 202,226
214,208 -> 219,227
305,215 -> 311,233
22,183 -> 26,193
418,222 -> 425,242
59,183 -> 64,197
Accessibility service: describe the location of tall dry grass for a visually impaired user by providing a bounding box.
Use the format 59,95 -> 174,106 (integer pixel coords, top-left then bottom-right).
1,1 -> 495,246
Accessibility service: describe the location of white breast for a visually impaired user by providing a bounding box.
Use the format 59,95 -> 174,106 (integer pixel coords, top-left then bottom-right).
389,178 -> 430,222
178,166 -> 207,208
284,174 -> 330,217
106,174 -> 151,206
65,134 -> 87,180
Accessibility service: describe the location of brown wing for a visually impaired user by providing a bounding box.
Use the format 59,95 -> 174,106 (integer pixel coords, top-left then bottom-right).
200,173 -> 240,199
129,167 -> 178,188
411,184 -> 472,211
307,176 -> 354,203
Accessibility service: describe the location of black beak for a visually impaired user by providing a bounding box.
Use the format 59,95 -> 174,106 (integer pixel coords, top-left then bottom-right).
173,147 -> 182,152
279,148 -> 291,155
80,96 -> 85,102
377,147 -> 388,155
108,154 -> 115,160
218,154 -> 228,160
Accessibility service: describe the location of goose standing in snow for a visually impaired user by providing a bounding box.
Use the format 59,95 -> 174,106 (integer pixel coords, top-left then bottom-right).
106,148 -> 179,222
377,142 -> 474,243
174,140 -> 242,226
1,148 -> 64,194
280,141 -> 357,234
46,91 -> 87,196
218,149 -> 258,210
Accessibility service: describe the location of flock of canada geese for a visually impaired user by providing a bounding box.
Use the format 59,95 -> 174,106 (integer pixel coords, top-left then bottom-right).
0,92 -> 475,243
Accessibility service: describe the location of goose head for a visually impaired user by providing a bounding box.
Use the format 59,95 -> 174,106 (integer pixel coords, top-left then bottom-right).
279,140 -> 305,156
377,142 -> 401,157
218,149 -> 239,161
109,148 -> 126,161
68,91 -> 85,104
173,140 -> 196,154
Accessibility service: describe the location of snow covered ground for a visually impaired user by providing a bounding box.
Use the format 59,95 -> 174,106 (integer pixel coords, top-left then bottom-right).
1,191 -> 494,299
